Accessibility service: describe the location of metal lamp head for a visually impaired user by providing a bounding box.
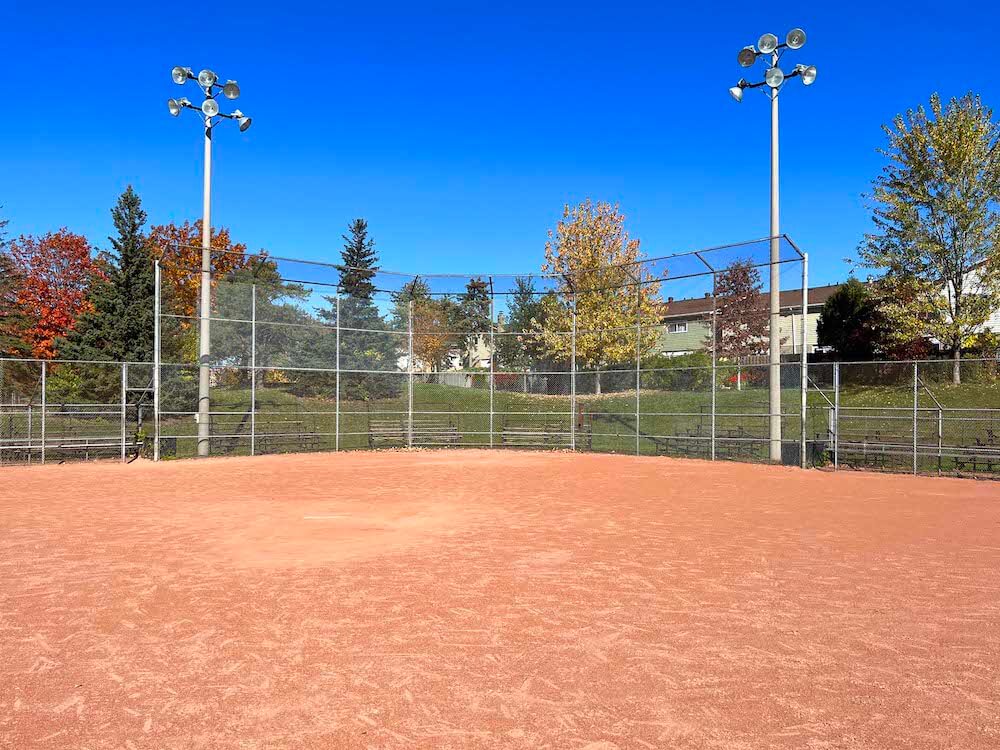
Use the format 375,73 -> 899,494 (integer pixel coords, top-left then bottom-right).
797,64 -> 817,85
201,98 -> 220,117
786,28 -> 807,49
237,113 -> 252,132
737,46 -> 757,68
171,66 -> 192,85
757,33 -> 778,55
729,80 -> 746,102
764,66 -> 785,88
167,98 -> 182,116
197,69 -> 218,89
223,80 -> 240,100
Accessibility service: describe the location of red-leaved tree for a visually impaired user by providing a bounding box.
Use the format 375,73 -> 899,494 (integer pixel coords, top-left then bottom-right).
7,230 -> 99,358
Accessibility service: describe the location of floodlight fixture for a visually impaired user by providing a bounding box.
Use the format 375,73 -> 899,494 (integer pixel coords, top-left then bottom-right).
198,69 -> 218,88
764,66 -> 785,88
165,66 -> 252,457
757,33 -> 778,55
786,28 -> 806,49
172,66 -> 193,85
727,25 -> 817,463
797,64 -> 817,85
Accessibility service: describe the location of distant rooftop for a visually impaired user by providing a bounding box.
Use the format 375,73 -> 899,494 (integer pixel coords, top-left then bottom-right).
660,283 -> 846,319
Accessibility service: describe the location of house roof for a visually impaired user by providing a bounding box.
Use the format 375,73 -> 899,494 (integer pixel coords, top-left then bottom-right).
660,283 -> 846,319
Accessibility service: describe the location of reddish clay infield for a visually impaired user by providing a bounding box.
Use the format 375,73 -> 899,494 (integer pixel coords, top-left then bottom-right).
2,450 -> 999,749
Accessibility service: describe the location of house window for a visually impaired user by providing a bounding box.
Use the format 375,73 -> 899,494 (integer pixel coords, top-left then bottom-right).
667,322 -> 688,334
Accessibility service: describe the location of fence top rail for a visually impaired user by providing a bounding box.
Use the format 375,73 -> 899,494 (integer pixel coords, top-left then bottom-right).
162,234 -> 804,291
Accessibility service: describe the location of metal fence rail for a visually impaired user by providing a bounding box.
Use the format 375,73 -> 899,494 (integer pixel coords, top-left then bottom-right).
4,234 -> 1000,477
3,354 -> 999,476
0,359 -> 154,466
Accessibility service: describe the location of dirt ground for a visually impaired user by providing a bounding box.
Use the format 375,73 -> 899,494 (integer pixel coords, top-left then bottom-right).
1,449 -> 999,749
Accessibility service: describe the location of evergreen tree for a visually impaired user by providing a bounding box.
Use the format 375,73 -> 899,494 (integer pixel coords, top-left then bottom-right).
115,187 -> 155,362
338,218 -> 378,300
495,277 -> 546,369
455,277 -> 491,367
59,186 -> 154,364
816,279 -> 881,361
391,277 -> 431,331
304,220 -> 399,400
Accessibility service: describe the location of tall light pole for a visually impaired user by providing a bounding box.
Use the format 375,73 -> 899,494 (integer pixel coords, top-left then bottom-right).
168,67 -> 252,457
729,29 -> 816,463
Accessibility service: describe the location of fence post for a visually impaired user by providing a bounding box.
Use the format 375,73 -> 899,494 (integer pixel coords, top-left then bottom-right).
335,293 -> 340,452
800,253 -> 809,469
711,272 -> 717,461
407,300 -> 414,448
40,361 -> 46,465
489,289 -> 495,449
570,295 -> 577,451
635,281 -> 641,457
912,361 -> 919,475
937,407 -> 943,473
250,283 -> 256,457
833,361 -> 840,470
153,261 -> 161,461
121,363 -> 128,463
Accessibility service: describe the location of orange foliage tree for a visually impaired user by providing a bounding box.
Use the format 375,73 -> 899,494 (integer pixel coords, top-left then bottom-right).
7,230 -> 99,358
147,221 -> 253,318
412,298 -> 460,371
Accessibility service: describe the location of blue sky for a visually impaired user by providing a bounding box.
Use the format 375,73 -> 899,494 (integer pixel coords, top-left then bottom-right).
1,0 -> 998,287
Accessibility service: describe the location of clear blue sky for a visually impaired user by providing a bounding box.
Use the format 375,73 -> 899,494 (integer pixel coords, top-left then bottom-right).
1,0 -> 997,287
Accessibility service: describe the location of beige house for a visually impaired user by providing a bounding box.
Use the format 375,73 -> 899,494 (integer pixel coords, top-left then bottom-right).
657,284 -> 845,357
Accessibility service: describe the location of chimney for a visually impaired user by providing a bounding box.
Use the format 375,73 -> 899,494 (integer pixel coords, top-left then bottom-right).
704,292 -> 711,298
667,296 -> 674,303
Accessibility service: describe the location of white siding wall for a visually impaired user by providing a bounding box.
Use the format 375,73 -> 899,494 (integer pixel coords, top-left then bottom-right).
777,310 -> 822,354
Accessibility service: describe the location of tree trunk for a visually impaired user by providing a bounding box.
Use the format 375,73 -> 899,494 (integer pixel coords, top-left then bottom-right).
952,348 -> 961,385
595,371 -> 602,396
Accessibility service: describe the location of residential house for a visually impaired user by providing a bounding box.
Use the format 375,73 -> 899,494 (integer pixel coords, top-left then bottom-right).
657,283 -> 845,357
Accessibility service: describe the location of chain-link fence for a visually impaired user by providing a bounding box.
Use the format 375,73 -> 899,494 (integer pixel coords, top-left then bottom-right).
0,358 -> 153,465
146,236 -> 815,466
5,234 -> 999,477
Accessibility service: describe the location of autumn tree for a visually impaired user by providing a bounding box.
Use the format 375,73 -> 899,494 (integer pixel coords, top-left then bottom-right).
0,208 -> 29,356
59,186 -> 156,365
147,220 -> 253,320
412,297 -> 460,371
6,230 -> 98,358
535,200 -> 660,393
858,93 -> 1000,384
704,259 -> 771,365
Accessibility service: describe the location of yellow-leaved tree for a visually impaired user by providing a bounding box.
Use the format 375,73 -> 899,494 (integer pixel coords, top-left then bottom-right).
535,200 -> 661,393
858,93 -> 1000,384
